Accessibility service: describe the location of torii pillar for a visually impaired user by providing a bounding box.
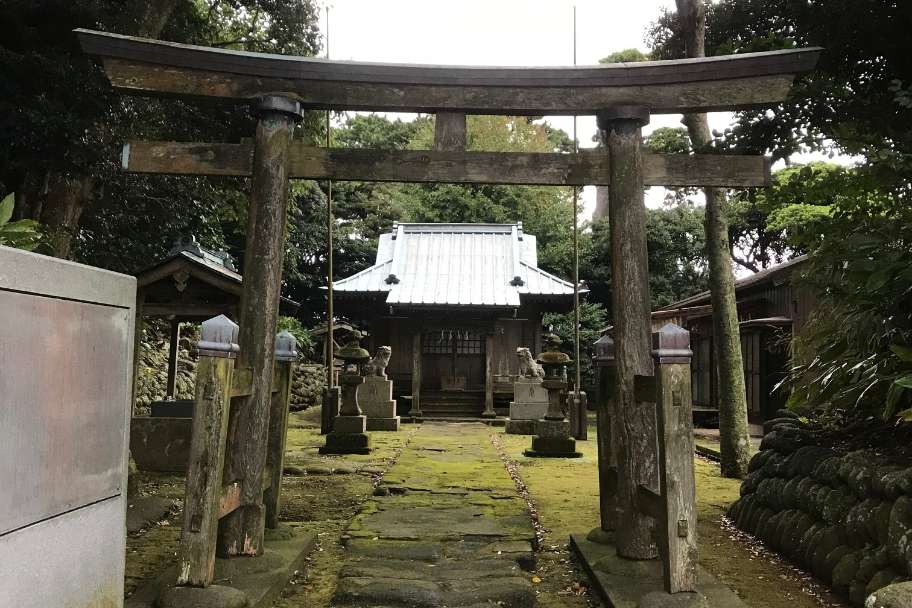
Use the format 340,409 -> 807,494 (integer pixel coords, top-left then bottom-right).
217,95 -> 301,557
597,106 -> 659,560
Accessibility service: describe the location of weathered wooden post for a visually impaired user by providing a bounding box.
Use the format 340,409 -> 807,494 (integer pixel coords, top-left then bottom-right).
525,334 -> 582,458
409,331 -> 423,418
265,330 -> 298,529
320,331 -> 372,454
652,323 -> 698,593
177,315 -> 239,587
321,386 -> 339,434
597,106 -> 659,559
591,333 -> 617,535
218,95 -> 301,558
482,332 -> 497,418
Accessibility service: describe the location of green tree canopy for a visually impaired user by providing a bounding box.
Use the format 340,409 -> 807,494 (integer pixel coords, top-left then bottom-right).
396,115 -> 579,277
1,0 -> 322,262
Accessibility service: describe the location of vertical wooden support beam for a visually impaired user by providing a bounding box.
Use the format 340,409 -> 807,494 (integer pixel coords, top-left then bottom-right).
652,323 -> 698,593
177,315 -> 238,587
321,387 -> 339,435
482,333 -> 496,418
409,331 -> 422,417
592,334 -> 618,533
434,112 -> 467,151
597,106 -> 659,560
166,318 -> 180,398
218,95 -> 301,558
265,330 -> 298,529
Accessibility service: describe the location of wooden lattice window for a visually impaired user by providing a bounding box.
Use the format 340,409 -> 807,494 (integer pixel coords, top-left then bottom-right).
456,333 -> 483,354
422,331 -> 485,355
423,333 -> 452,354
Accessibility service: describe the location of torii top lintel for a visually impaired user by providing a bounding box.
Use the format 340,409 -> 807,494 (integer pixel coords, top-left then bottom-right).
75,29 -> 821,116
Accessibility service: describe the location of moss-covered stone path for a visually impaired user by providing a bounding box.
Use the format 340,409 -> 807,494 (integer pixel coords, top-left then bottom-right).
332,422 -> 538,607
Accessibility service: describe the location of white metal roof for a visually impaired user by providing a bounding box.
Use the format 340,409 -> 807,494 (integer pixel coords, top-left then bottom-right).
334,223 -> 576,308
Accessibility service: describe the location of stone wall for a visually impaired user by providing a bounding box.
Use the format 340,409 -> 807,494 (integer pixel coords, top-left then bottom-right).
291,363 -> 326,410
728,412 -> 912,606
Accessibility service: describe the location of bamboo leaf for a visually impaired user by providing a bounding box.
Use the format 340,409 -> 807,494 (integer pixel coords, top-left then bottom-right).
0,192 -> 13,225
889,344 -> 912,363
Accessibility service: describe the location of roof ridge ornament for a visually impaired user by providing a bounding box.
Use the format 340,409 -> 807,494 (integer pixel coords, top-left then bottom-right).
169,234 -> 203,257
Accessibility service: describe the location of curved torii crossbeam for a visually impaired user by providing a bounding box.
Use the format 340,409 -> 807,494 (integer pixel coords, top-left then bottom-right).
76,29 -> 820,114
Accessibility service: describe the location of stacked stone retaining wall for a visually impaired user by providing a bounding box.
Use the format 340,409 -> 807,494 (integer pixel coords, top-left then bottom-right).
727,412 -> 912,606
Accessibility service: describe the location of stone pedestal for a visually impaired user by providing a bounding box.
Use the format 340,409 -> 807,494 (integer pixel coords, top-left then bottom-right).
358,376 -> 400,431
319,415 -> 371,454
525,418 -> 582,458
505,379 -> 549,435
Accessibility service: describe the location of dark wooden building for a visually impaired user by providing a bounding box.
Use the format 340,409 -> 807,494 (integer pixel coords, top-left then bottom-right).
133,236 -> 297,405
334,223 -> 576,417
652,256 -> 813,424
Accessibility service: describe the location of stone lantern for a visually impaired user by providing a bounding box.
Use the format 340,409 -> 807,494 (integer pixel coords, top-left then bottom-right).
524,334 -> 582,458
320,330 -> 372,454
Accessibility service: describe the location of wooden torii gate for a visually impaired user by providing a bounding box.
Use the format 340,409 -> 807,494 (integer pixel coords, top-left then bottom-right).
76,28 -> 819,592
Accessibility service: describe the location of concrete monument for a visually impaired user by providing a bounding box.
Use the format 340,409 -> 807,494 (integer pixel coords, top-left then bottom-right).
506,347 -> 550,435
359,346 -> 400,431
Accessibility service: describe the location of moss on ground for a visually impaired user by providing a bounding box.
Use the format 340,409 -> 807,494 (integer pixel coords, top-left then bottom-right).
499,415 -> 845,608
126,411 -> 845,608
125,408 -> 412,606
124,473 -> 184,597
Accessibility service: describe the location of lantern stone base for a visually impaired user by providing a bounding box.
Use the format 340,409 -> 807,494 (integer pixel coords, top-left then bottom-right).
505,419 -> 536,435
319,415 -> 371,454
524,420 -> 581,458
366,417 -> 401,431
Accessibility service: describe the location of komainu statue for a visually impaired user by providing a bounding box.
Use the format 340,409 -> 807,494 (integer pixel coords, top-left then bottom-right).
365,345 -> 392,378
516,347 -> 545,379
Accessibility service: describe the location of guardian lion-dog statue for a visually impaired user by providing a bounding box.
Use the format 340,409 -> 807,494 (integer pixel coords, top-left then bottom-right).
516,347 -> 545,379
366,345 -> 392,378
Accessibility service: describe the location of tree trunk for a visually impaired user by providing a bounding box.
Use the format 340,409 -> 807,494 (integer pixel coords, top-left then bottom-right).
36,0 -> 180,259
40,175 -> 94,259
675,0 -> 751,478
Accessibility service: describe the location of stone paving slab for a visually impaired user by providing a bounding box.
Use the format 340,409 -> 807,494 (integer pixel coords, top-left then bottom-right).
570,533 -> 747,608
126,525 -> 316,608
333,423 -> 537,607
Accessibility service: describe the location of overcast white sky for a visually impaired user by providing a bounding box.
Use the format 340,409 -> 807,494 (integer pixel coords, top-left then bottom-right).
321,0 -> 851,218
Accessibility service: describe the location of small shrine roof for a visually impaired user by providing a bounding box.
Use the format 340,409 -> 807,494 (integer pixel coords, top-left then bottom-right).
333,223 -> 578,308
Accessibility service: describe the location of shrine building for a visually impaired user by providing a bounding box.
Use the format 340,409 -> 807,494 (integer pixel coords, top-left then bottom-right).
333,223 -> 577,418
